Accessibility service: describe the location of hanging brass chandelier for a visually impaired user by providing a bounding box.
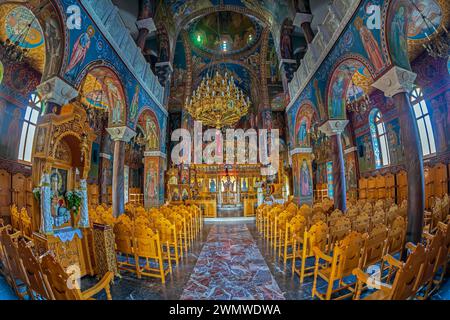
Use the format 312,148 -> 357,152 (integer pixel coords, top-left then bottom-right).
185,70 -> 250,128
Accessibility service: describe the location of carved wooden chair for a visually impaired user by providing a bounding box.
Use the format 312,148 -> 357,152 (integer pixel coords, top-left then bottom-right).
292,221 -> 329,283
273,210 -> 294,257
155,218 -> 179,268
113,216 -> 137,275
360,224 -> 389,268
370,210 -> 385,231
310,211 -> 327,227
407,228 -> 444,300
327,209 -> 343,228
328,216 -> 352,251
134,225 -> 170,283
17,239 -> 52,300
19,208 -> 32,239
10,205 -> 20,231
40,253 -> 113,300
353,244 -> 426,300
352,212 -> 370,234
385,204 -> 399,226
282,214 -> 307,268
0,228 -> 31,299
312,231 -> 365,300
381,216 -> 406,274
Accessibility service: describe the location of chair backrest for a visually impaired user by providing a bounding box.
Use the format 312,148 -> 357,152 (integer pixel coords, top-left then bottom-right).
17,239 -> 52,299
1,229 -> 27,282
329,216 -> 351,246
11,205 -> 20,230
20,208 -> 32,237
310,211 -> 327,225
134,226 -> 160,259
362,224 -> 388,267
333,232 -> 365,278
40,253 -> 83,300
436,222 -> 450,266
353,213 -> 370,234
305,221 -> 328,256
390,244 -> 426,300
387,216 -> 406,254
289,215 -> 307,239
419,229 -> 444,287
113,219 -> 133,255
371,210 -> 385,227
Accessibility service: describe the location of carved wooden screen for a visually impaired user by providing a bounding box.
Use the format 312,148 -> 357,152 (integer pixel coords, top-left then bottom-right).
424,166 -> 433,209
434,163 -> 448,198
376,175 -> 386,200
0,170 -> 11,217
368,177 -> 377,200
358,178 -> 368,200
26,177 -> 33,213
385,173 -> 395,200
396,171 -> 408,204
12,173 -> 27,210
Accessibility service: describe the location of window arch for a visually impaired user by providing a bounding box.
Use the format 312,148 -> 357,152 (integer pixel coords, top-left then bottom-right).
410,87 -> 436,156
18,93 -> 42,162
369,108 -> 390,168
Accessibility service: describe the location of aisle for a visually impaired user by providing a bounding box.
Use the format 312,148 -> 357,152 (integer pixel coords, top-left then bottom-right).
180,224 -> 285,300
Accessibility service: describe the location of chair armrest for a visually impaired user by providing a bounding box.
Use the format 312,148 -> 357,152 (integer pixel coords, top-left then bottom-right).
312,246 -> 332,262
422,231 -> 433,240
353,268 -> 393,293
405,242 -> 416,251
82,271 -> 114,300
383,254 -> 403,269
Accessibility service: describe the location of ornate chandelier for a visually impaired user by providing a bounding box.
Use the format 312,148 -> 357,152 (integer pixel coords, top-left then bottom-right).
409,0 -> 449,59
185,70 -> 250,128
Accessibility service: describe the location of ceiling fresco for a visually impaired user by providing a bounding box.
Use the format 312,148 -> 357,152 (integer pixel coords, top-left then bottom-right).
189,11 -> 261,56
0,4 -> 45,73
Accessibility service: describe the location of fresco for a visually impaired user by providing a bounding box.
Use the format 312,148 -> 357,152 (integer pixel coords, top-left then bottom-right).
144,157 -> 159,206
0,4 -> 45,72
328,60 -> 367,119
344,152 -> 358,191
138,110 -> 160,151
356,133 -> 375,172
387,0 -> 410,70
326,161 -> 333,199
354,16 -> 386,71
385,118 -> 404,165
80,67 -> 126,127
190,11 -> 259,55
0,98 -> 24,160
299,158 -> 313,198
408,0 -> 442,40
58,0 -> 167,147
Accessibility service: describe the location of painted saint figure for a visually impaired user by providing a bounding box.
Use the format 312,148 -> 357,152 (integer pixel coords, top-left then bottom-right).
298,118 -> 308,146
300,159 -> 312,197
354,17 -> 385,70
65,26 -> 95,76
390,6 -> 409,69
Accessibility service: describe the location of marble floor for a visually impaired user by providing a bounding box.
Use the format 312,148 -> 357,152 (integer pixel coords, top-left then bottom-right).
1,220 -> 449,300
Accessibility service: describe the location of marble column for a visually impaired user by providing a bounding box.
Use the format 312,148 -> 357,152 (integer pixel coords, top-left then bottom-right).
372,66 -> 424,243
106,127 -> 136,217
293,12 -> 315,44
143,151 -> 166,208
136,0 -> 156,51
319,120 -> 349,212
290,147 -> 314,206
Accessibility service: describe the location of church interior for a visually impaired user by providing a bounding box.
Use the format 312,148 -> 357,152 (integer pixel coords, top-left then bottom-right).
0,0 -> 449,302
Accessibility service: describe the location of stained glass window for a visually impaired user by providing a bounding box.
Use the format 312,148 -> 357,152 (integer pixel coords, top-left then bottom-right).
410,87 -> 436,156
18,93 -> 41,162
369,108 -> 390,168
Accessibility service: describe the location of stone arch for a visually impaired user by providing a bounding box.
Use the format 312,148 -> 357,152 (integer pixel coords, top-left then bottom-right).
77,64 -> 128,127
326,54 -> 376,120
0,1 -> 66,81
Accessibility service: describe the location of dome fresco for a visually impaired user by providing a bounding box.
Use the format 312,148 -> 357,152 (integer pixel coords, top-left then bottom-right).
189,11 -> 261,55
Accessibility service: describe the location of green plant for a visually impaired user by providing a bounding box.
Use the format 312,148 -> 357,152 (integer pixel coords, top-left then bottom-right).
65,190 -> 83,216
33,187 -> 41,201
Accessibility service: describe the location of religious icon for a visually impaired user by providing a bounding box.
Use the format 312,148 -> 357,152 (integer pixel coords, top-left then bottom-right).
300,159 -> 312,197
65,26 -> 95,76
129,85 -> 140,121
298,118 -> 308,146
389,5 -> 409,69
354,17 -> 385,70
209,179 -> 216,192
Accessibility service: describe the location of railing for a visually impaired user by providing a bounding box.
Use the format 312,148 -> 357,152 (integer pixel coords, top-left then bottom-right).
80,0 -> 165,111
287,0 -> 361,111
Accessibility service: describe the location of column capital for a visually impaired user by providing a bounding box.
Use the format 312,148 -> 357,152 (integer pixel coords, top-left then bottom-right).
136,17 -> 156,33
106,126 -> 136,142
144,150 -> 167,158
293,12 -> 313,28
290,147 -> 313,156
36,76 -> 78,106
372,66 -> 417,98
319,119 -> 349,136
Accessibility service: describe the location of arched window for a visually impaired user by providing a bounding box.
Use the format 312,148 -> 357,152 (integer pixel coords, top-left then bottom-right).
410,87 -> 436,156
18,93 -> 42,162
369,109 -> 390,168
